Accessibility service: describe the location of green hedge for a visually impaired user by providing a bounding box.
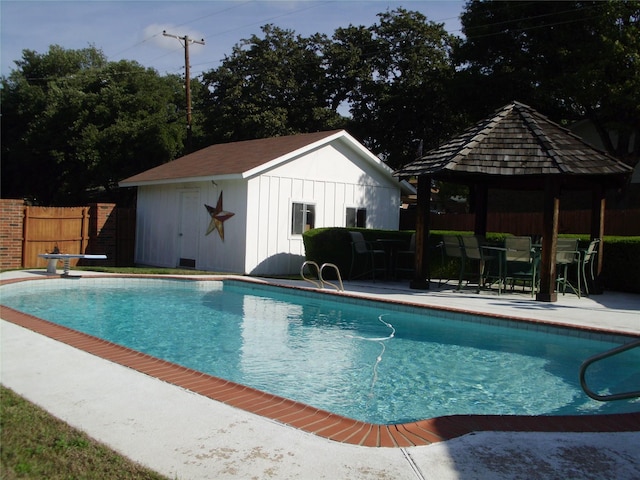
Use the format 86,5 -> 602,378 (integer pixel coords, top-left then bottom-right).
302,228 -> 640,293
302,228 -> 353,277
598,236 -> 640,293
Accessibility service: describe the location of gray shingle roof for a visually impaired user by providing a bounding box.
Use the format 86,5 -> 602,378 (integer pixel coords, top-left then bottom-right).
120,130 -> 344,185
394,102 -> 633,184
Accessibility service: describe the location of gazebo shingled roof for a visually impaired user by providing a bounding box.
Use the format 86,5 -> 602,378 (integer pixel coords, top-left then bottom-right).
393,102 -> 633,302
395,101 -> 632,184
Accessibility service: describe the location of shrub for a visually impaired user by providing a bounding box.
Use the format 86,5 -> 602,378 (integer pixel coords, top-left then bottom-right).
599,236 -> 640,293
302,228 -> 353,277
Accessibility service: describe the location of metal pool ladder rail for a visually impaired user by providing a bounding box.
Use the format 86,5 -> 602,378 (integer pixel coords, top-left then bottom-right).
579,338 -> 640,401
300,261 -> 344,291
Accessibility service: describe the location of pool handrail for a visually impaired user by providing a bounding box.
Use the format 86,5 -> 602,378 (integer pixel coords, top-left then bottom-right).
300,261 -> 322,288
300,261 -> 344,291
320,263 -> 344,291
579,338 -> 640,401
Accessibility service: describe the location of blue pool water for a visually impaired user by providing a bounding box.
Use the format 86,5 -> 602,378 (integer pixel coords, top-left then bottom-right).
2,278 -> 638,424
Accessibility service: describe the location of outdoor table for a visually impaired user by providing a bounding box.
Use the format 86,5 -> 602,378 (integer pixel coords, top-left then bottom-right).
481,245 -> 507,294
482,241 -> 542,296
375,239 -> 406,280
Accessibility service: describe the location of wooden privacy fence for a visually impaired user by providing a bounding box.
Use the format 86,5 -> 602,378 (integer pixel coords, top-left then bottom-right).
22,206 -> 90,268
400,209 -> 640,236
0,200 -> 135,270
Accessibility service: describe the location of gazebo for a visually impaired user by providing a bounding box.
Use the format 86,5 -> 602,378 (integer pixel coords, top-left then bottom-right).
394,102 -> 633,302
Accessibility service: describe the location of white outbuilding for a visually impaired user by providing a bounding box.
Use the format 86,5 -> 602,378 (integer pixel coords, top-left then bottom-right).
119,129 -> 414,275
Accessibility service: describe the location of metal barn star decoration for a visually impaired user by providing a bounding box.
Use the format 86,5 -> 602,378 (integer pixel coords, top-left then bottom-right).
205,192 -> 235,240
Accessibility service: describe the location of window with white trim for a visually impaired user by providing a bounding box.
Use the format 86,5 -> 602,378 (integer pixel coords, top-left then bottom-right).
291,202 -> 315,234
346,207 -> 366,228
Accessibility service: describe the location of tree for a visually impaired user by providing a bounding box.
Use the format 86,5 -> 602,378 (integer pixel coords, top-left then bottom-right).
200,24 -> 345,144
456,0 -> 640,168
1,45 -> 185,205
333,9 -> 463,169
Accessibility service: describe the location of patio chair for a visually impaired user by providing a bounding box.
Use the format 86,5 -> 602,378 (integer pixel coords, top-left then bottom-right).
460,235 -> 496,293
348,231 -> 386,281
555,238 -> 580,296
580,238 -> 600,296
504,236 -> 539,296
395,233 -> 415,278
439,235 -> 465,289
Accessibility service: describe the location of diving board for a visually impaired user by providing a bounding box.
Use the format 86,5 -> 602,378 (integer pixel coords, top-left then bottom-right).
38,254 -> 107,276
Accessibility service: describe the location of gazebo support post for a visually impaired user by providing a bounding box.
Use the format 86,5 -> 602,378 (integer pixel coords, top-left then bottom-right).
473,183 -> 489,237
590,184 -> 606,294
411,175 -> 431,290
536,179 -> 560,302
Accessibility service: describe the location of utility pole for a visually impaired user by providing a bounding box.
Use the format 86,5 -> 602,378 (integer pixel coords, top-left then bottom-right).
163,30 -> 205,153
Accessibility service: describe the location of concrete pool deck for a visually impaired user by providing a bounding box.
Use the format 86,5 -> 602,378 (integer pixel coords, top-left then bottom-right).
1,269 -> 639,479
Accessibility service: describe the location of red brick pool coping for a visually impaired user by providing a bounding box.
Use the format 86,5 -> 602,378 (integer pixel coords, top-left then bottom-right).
2,275 -> 639,447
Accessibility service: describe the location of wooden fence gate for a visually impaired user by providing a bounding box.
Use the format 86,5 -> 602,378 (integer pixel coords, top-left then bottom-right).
23,206 -> 90,269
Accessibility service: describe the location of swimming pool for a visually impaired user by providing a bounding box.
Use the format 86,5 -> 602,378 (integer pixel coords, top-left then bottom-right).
1,277 -> 638,425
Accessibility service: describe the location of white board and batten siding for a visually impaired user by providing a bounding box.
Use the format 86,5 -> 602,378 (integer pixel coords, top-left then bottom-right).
245,141 -> 401,275
134,180 -> 248,273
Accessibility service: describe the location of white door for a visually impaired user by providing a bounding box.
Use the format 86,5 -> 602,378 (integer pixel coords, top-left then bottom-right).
178,190 -> 200,268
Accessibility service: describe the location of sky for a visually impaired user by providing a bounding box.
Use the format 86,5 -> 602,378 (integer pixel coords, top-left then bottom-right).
1,0 -> 465,79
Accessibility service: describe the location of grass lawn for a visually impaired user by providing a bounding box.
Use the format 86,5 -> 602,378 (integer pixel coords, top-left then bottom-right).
0,386 -> 170,480
75,266 -> 218,275
73,266 -> 302,280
